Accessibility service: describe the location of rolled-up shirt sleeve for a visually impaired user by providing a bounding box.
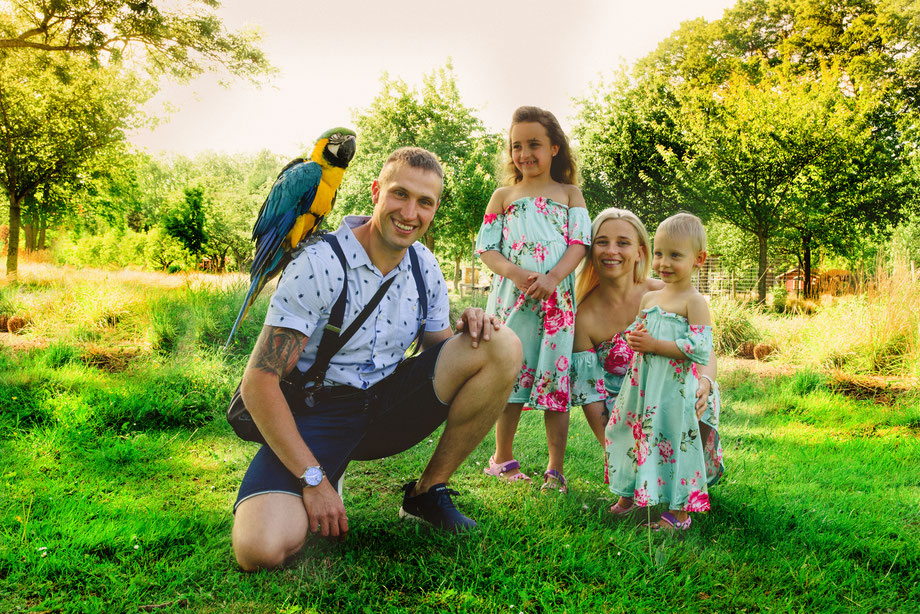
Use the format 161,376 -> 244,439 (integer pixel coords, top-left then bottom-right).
263,245 -> 341,338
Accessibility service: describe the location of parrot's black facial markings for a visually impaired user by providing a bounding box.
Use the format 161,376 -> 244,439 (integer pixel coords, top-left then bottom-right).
323,135 -> 357,168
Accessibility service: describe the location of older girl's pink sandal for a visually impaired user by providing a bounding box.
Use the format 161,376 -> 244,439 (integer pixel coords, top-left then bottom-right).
483,456 -> 532,482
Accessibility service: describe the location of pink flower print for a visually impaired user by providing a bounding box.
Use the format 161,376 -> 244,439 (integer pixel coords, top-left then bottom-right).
543,305 -> 567,336
502,226 -> 510,241
534,243 -> 547,262
631,420 -> 644,442
483,213 -> 499,225
691,363 -> 699,378
695,471 -> 702,478
657,477 -> 666,487
519,369 -> 535,390
685,490 -> 710,512
511,239 -> 525,252
689,325 -> 705,334
559,374 -> 569,394
603,338 -> 633,376
547,389 -> 569,410
555,355 -> 569,372
635,440 -> 649,465
595,380 -> 606,395
691,478 -> 698,486
658,439 -> 673,462
680,478 -> 687,486
534,197 -> 547,212
684,342 -> 693,354
634,486 -> 650,507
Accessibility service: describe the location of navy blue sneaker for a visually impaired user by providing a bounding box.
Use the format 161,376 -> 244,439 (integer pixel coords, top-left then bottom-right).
398,481 -> 478,533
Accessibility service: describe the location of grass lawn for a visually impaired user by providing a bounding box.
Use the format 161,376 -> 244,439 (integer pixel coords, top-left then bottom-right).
1,265 -> 918,612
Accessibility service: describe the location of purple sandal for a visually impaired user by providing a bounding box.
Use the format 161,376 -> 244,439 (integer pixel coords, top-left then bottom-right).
483,456 -> 532,482
540,469 -> 568,494
644,511 -> 692,531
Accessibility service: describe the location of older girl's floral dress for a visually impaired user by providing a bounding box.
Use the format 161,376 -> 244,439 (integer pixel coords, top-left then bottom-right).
475,197 -> 591,411
605,306 -> 722,511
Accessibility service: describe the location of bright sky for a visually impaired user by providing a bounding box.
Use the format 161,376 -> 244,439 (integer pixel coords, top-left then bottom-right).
129,0 -> 736,156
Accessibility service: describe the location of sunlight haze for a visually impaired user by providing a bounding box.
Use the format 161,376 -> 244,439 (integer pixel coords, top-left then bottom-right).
129,0 -> 737,156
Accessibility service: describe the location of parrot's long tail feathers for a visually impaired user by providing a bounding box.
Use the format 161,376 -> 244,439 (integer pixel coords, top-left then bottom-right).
224,279 -> 261,350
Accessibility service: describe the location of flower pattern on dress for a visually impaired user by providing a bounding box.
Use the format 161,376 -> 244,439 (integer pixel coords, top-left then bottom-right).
604,306 -> 716,512
476,199 -> 590,412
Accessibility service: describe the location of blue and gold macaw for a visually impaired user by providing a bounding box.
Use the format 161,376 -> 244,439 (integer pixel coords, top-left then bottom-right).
225,127 -> 357,348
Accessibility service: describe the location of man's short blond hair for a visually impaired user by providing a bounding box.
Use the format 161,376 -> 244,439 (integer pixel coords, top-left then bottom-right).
378,147 -> 444,195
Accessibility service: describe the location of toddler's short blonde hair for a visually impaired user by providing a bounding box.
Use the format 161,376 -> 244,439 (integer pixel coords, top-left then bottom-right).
656,212 -> 706,254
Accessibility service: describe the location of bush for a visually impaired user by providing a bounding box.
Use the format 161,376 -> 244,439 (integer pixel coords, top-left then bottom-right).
709,296 -> 761,356
770,285 -> 788,313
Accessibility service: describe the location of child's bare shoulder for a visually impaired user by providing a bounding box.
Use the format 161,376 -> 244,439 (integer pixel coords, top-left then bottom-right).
486,186 -> 514,214
686,292 -> 712,324
564,184 -> 586,208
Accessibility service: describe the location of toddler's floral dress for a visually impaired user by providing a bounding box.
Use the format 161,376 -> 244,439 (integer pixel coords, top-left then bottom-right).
605,306 -> 723,511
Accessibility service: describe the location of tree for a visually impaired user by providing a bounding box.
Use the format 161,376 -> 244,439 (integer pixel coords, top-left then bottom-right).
0,0 -> 271,80
574,70 -> 690,226
164,185 -> 207,256
0,51 -> 150,279
662,68 -> 899,300
334,62 -> 499,266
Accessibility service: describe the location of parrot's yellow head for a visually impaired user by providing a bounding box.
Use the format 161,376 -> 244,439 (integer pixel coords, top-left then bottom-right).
312,128 -> 357,169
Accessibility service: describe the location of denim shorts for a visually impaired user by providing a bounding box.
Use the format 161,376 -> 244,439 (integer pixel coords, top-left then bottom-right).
234,338 -> 450,511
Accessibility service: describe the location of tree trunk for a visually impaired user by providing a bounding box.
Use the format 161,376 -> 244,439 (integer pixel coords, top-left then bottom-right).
6,196 -> 21,281
424,233 -> 435,253
453,255 -> 461,292
38,224 -> 46,250
802,233 -> 813,298
757,233 -> 768,303
23,224 -> 35,252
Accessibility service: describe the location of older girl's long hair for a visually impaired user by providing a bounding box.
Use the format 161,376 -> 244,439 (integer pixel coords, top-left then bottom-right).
504,106 -> 577,185
574,208 -> 652,304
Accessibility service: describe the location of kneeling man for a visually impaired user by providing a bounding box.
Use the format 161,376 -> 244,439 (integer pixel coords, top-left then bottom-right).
232,147 -> 522,570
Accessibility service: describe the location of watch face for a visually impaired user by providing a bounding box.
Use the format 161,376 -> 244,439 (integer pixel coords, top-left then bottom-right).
302,466 -> 323,487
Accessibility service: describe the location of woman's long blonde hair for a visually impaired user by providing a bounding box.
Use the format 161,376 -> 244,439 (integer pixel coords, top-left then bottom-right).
574,208 -> 652,304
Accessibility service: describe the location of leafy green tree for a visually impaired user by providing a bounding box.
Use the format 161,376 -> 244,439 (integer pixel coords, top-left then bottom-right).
334,62 -> 498,264
0,51 -> 151,279
164,185 -> 207,256
0,0 -> 271,80
145,227 -> 187,271
574,70 -> 689,226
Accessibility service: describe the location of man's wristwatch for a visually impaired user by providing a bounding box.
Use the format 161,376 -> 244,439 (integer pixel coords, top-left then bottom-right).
299,465 -> 325,488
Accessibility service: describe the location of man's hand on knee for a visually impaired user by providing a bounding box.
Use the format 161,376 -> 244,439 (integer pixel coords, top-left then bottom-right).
302,482 -> 349,539
454,308 -> 501,349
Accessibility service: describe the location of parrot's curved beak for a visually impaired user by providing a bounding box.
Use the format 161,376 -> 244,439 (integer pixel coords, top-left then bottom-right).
337,135 -> 356,167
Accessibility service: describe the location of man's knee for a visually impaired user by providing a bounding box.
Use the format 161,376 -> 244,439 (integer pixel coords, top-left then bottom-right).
232,495 -> 307,571
485,326 -> 523,378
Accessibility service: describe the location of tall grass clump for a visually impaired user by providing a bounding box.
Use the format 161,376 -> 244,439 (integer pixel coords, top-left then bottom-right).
769,264 -> 920,376
708,296 -> 762,356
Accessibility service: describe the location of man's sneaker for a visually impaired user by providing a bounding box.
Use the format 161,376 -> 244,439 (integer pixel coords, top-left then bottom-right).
398,481 -> 478,533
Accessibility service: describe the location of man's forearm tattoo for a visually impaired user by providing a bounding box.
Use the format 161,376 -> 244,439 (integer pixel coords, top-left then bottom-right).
252,327 -> 305,378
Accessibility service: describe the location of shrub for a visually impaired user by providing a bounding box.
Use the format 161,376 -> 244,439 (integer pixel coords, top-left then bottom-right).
770,285 -> 788,313
708,296 -> 761,356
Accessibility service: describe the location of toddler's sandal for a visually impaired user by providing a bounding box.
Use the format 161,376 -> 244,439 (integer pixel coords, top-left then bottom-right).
643,511 -> 691,532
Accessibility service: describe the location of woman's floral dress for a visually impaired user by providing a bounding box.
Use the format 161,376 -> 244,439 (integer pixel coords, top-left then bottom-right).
605,306 -> 722,511
570,333 -> 634,410
475,197 -> 591,411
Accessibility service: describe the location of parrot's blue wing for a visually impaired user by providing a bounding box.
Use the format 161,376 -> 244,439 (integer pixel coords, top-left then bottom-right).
224,160 -> 322,348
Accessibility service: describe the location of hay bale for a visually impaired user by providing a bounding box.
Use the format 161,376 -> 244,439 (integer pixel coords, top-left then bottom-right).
737,341 -> 756,359
0,314 -> 8,332
6,315 -> 26,334
753,342 -> 775,361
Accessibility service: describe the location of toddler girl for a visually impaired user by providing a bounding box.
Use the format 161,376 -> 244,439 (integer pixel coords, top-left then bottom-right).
605,212 -> 722,530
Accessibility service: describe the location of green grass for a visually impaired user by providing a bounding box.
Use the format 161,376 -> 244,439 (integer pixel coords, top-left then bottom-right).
1,266 -> 918,612
1,356 -> 918,612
